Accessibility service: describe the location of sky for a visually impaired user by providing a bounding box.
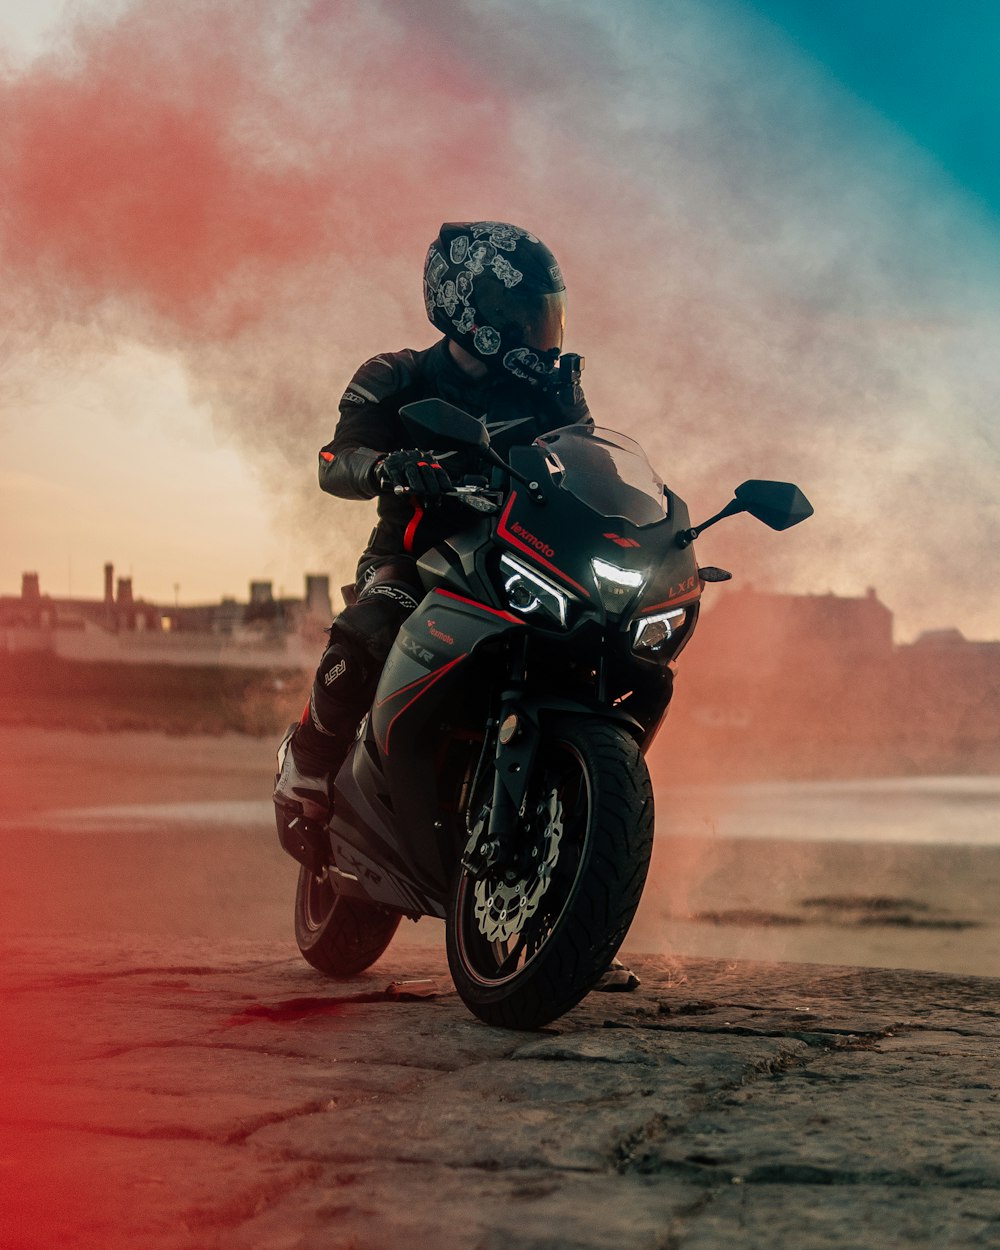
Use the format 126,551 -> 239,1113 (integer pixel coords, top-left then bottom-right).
1,0 -> 998,639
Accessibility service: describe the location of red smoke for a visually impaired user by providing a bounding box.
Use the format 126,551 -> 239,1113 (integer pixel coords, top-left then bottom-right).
1,0 -> 720,546
2,0 -> 996,644
0,0 -> 534,337
5,12 -> 290,326
0,0 -> 692,360
0,0 -> 803,479
4,9 -> 356,333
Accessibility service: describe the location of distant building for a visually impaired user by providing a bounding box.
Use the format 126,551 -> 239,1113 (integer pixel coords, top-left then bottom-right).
3,568 -> 998,775
304,574 -> 334,622
655,583 -> 1000,779
892,629 -> 1000,771
0,565 -> 336,667
0,564 -> 160,634
688,584 -> 894,679
163,573 -> 332,639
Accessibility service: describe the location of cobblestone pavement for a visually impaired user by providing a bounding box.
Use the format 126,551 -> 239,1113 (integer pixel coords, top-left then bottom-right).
3,937 -> 999,1250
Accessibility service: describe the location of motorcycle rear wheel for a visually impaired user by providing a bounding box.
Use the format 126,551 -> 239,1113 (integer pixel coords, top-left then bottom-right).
446,717 -> 654,1030
294,866 -> 402,977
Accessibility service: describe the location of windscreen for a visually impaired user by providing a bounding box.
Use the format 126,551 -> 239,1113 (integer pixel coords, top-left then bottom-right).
535,426 -> 669,527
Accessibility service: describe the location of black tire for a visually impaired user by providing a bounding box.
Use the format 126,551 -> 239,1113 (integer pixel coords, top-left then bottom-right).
294,867 -> 402,977
446,717 -> 654,1030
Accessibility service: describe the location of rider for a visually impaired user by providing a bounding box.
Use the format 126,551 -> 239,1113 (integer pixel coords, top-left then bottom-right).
273,221 -> 592,822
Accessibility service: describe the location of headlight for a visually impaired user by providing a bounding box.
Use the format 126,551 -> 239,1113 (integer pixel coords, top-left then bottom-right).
500,554 -> 571,627
632,608 -> 686,653
591,557 -> 646,615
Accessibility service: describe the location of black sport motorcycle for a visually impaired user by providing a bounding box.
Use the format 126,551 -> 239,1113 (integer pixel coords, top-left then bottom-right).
276,393 -> 812,1030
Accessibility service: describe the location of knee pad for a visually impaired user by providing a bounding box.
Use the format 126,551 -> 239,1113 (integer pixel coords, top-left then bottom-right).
333,587 -> 417,667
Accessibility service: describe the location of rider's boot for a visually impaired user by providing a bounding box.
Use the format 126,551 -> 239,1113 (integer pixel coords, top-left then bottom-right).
274,634 -> 372,872
273,712 -> 351,875
273,712 -> 346,824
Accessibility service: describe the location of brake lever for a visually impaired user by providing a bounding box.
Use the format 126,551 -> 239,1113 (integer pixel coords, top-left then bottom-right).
391,484 -> 501,514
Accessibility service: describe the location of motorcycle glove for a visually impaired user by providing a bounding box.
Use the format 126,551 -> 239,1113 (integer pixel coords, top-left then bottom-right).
375,449 -> 452,502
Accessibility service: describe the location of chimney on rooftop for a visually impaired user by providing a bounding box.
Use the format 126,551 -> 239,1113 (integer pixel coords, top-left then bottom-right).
116,576 -> 135,631
304,574 -> 332,621
21,572 -> 40,602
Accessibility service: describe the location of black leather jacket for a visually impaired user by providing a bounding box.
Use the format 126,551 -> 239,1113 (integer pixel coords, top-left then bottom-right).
319,339 -> 591,566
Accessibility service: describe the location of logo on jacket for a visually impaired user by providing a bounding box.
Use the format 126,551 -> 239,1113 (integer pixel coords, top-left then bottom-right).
323,658 -> 347,686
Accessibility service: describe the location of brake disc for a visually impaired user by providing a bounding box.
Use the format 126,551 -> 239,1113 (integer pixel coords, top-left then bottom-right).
473,789 -> 563,943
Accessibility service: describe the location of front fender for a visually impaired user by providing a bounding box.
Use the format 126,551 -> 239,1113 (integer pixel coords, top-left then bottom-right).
520,694 -> 646,740
492,695 -> 645,819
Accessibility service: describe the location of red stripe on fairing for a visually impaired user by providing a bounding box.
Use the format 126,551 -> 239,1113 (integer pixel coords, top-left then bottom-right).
433,588 -> 522,623
377,653 -> 468,755
375,657 -> 454,709
640,586 -> 701,613
497,493 -> 590,597
320,451 -> 335,462
403,501 -> 424,553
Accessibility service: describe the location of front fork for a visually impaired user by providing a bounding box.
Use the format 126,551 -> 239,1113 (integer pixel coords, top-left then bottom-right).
462,636 -> 541,879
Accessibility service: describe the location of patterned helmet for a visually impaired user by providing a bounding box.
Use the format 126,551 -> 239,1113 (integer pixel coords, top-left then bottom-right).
423,221 -> 567,387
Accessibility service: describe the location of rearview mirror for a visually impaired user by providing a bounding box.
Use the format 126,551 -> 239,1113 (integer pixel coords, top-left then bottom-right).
734,480 -> 814,531
676,479 -> 814,547
399,399 -> 491,452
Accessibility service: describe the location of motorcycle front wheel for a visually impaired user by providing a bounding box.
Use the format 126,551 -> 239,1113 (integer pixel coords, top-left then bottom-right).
294,867 -> 402,977
446,717 -> 654,1030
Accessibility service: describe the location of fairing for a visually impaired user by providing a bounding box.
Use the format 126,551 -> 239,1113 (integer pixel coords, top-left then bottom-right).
329,590 -> 524,913
327,426 -> 702,919
499,435 -> 700,620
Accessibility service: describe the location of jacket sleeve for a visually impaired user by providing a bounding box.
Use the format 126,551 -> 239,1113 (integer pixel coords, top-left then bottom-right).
318,354 -> 415,500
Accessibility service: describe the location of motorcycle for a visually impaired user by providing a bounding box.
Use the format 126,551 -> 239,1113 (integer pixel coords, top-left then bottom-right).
276,392 -> 812,1029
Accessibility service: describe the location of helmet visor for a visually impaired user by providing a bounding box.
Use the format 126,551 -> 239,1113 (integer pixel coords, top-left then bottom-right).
523,290 -> 566,354
478,286 -> 567,355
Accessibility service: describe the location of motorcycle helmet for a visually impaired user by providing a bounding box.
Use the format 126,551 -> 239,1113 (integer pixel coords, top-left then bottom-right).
423,221 -> 567,387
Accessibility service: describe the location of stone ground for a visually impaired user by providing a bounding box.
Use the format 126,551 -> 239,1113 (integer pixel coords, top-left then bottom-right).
3,939 -> 999,1250
2,730 -> 999,1248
